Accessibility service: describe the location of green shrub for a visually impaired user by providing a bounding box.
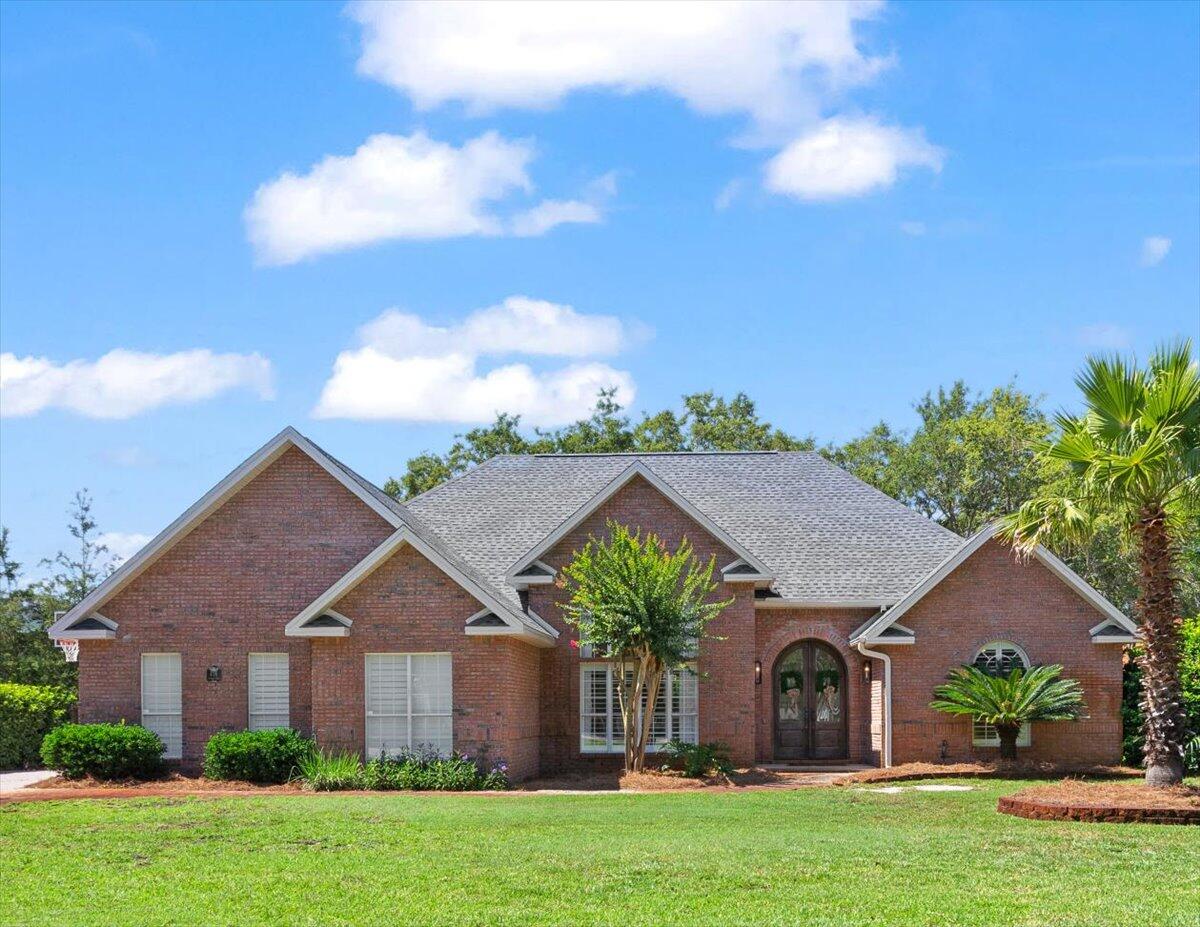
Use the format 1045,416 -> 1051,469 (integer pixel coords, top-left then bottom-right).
660,740 -> 733,778
0,682 -> 76,768
1185,735 -> 1200,775
297,749 -> 363,791
203,728 -> 314,784
362,746 -> 509,791
39,722 -> 164,780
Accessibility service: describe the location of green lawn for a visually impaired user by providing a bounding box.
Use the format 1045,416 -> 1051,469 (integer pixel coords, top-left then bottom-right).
2,780 -> 1197,927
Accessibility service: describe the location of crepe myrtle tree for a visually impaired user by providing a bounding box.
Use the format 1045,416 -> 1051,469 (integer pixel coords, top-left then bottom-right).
558,522 -> 732,773
1001,340 -> 1199,786
931,664 -> 1086,761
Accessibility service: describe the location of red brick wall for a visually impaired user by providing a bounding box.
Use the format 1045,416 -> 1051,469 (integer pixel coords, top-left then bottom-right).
526,474 -> 757,769
310,544 -> 543,781
76,446 -> 394,764
888,539 -> 1124,765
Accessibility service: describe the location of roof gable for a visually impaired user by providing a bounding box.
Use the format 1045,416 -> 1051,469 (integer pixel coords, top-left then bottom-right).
406,451 -> 964,604
48,427 -> 401,640
850,523 -> 1137,644
286,526 -> 556,646
504,460 -> 772,585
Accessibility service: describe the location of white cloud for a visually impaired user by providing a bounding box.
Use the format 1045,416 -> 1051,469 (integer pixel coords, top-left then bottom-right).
764,117 -> 944,201
245,131 -> 606,265
510,200 -> 600,238
0,349 -> 274,419
97,532 -> 153,566
899,220 -> 926,236
350,1 -> 890,139
1140,236 -> 1171,267
1078,323 -> 1132,350
511,170 -> 617,235
714,179 -> 746,211
314,296 -> 641,425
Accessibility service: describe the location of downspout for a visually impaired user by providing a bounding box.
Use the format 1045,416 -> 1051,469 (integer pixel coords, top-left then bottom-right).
856,641 -> 892,768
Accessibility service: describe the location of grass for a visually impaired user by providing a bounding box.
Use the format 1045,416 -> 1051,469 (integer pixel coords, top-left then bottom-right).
3,779 -> 1198,927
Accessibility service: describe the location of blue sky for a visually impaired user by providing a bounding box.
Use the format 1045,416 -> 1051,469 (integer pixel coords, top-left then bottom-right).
2,1 -> 1197,574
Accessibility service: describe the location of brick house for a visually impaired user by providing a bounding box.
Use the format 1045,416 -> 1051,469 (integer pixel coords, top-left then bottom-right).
49,427 -> 1138,780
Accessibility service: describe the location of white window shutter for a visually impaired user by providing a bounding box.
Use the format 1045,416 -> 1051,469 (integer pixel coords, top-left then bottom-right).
365,653 -> 452,757
141,653 -> 182,759
579,664 -> 698,754
248,653 -> 289,731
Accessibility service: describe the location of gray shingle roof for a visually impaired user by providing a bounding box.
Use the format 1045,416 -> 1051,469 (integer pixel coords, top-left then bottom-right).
403,451 -> 963,606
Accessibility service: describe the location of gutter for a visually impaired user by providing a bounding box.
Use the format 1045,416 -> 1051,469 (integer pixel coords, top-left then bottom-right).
855,641 -> 892,768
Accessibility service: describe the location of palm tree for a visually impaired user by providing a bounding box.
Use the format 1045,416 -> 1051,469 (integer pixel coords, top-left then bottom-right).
931,665 -> 1085,761
1000,340 -> 1199,786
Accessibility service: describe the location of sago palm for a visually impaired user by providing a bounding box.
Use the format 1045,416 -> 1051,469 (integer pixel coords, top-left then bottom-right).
1000,339 -> 1199,786
931,665 -> 1085,761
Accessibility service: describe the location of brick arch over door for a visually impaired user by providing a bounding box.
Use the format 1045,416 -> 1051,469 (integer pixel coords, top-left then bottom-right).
755,613 -> 875,764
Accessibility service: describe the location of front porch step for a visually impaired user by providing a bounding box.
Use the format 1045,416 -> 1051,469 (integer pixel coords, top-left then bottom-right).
760,763 -> 873,773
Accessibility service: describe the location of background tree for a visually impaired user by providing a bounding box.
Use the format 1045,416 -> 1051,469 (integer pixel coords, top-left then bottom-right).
1001,341 -> 1200,786
558,523 -> 731,773
931,664 -> 1085,761
386,389 -> 812,500
0,490 -> 114,688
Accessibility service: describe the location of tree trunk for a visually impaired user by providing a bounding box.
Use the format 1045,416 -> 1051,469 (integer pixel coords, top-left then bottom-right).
1135,505 -> 1186,788
636,665 -> 664,774
995,723 -> 1020,762
617,651 -> 666,774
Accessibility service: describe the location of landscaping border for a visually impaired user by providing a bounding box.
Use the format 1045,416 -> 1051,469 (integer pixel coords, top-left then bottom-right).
997,793 -> 1199,825
836,762 -> 1140,786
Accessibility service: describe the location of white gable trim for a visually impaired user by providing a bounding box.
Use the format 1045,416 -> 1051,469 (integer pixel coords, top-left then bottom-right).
47,427 -> 402,640
720,558 -> 773,584
850,523 -> 1137,644
1089,618 -> 1138,644
53,611 -> 119,640
290,609 -> 353,638
505,461 -> 772,585
286,528 -> 556,647
511,559 -> 558,587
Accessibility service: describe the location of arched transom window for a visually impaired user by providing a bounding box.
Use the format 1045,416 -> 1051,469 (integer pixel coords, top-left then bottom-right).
972,641 -> 1028,677
971,641 -> 1032,748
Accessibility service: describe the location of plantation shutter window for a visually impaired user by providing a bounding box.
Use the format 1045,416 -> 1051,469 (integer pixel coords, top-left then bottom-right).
141,653 -> 182,760
971,642 -> 1032,747
248,653 -> 290,731
579,664 -> 698,753
365,653 -> 452,757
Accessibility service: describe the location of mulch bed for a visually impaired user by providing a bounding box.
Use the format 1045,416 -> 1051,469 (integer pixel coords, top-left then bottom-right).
838,761 -> 1141,786
0,773 -> 303,804
29,773 -> 300,793
618,767 -> 832,792
998,780 -> 1200,825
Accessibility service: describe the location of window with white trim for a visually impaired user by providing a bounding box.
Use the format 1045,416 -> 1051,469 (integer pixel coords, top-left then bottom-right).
141,652 -> 182,759
580,664 -> 698,753
365,653 -> 452,757
248,653 -> 289,731
971,641 -> 1032,747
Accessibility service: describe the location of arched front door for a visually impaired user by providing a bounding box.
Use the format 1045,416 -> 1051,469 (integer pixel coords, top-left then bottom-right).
773,640 -> 848,761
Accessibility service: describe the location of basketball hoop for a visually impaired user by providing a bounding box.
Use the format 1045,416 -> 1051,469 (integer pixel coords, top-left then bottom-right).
55,639 -> 80,663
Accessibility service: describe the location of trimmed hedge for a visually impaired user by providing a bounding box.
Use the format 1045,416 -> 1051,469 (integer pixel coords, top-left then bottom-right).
203,729 -> 314,784
40,722 -> 165,780
0,683 -> 76,769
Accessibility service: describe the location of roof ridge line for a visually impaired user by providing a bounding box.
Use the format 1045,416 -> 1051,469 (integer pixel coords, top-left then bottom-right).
529,450 -> 780,457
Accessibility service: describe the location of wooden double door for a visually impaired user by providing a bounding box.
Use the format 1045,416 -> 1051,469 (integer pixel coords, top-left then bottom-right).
773,640 -> 848,761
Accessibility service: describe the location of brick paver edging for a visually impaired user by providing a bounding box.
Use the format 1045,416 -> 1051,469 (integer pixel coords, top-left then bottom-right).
997,794 -> 1200,825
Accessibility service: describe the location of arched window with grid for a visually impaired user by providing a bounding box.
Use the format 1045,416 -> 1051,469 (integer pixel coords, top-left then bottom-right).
971,641 -> 1032,748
